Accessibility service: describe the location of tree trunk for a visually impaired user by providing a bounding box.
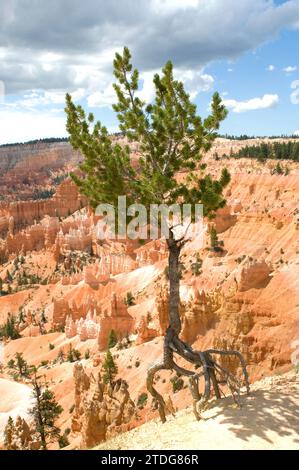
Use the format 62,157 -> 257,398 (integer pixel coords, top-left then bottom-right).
146,228 -> 250,422
167,232 -> 182,335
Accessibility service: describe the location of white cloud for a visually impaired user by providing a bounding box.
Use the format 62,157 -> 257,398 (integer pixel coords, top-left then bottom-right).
151,0 -> 200,13
267,64 -> 275,71
227,68 -> 233,72
87,83 -> 116,108
0,109 -> 67,144
223,94 -> 279,113
138,68 -> 214,103
87,67 -> 214,108
0,81 -> 5,104
283,65 -> 298,73
174,69 -> 214,98
290,79 -> 299,104
8,88 -> 85,110
1,0 -> 299,94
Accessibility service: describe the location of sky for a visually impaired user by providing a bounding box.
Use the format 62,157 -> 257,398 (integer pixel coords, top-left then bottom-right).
0,0 -> 299,144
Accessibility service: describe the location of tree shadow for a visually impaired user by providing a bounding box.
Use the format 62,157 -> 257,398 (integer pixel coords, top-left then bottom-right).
207,382 -> 299,444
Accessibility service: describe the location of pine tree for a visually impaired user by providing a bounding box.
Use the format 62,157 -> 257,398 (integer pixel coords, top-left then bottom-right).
275,162 -> 283,174
67,344 -> 75,363
41,310 -> 47,323
0,314 -> 20,340
56,349 -> 65,364
102,350 -> 118,385
29,374 -> 63,450
210,226 -> 219,250
58,431 -> 70,449
107,329 -> 117,349
7,353 -> 33,379
191,254 -> 203,276
65,47 -> 250,423
125,291 -> 135,306
67,344 -> 81,362
15,352 -> 30,377
18,307 -> 25,324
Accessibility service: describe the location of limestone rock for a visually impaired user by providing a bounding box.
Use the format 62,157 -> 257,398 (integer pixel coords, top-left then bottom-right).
72,363 -> 135,448
4,416 -> 40,450
237,258 -> 272,292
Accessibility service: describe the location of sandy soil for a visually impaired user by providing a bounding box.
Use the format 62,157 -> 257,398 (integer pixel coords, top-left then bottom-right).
96,371 -> 299,450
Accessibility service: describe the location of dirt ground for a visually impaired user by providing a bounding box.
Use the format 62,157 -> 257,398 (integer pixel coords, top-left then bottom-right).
95,371 -> 299,450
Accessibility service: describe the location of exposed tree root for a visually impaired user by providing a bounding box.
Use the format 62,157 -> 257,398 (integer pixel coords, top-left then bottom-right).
147,230 -> 250,423
147,327 -> 250,422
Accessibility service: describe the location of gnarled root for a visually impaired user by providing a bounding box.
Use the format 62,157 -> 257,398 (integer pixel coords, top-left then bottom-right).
147,360 -> 168,423
146,328 -> 250,423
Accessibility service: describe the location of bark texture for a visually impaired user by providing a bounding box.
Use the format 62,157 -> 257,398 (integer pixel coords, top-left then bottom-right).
147,228 -> 250,422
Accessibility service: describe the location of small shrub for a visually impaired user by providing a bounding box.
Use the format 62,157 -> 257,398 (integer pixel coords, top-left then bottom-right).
137,393 -> 148,408
67,344 -> 81,363
58,432 -> 70,449
40,360 -> 49,367
191,254 -> 203,276
69,404 -> 75,414
171,375 -> 184,393
125,292 -> 135,306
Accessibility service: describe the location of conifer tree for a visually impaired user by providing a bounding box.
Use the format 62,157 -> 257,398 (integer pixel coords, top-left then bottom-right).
102,350 -> 118,385
14,352 -> 30,378
57,349 -> 65,364
125,291 -> 135,306
6,270 -> 13,283
0,314 -> 20,340
29,374 -> 63,450
210,226 -> 219,250
65,47 -> 249,422
107,329 -> 117,349
18,307 -> 25,324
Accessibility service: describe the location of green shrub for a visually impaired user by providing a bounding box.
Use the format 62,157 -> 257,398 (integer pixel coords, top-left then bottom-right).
171,375 -> 184,393
191,254 -> 203,276
58,432 -> 70,449
125,292 -> 135,306
137,393 -> 148,408
69,404 -> 75,414
107,329 -> 117,349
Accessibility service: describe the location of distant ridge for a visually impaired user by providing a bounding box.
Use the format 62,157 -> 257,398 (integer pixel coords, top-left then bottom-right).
218,134 -> 299,140
1,133 -> 298,148
0,132 -> 125,148
0,137 -> 69,148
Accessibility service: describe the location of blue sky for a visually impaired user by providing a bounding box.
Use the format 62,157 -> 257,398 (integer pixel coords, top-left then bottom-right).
0,0 -> 299,144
